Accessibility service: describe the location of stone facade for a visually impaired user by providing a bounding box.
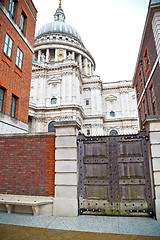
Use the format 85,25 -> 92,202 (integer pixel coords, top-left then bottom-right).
145,116 -> 160,220
29,3 -> 139,136
53,121 -> 80,217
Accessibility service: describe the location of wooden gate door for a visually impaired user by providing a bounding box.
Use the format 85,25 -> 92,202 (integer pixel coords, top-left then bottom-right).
78,134 -> 154,216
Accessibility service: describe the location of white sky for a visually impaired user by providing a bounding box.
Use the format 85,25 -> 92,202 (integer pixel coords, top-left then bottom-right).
32,0 -> 150,83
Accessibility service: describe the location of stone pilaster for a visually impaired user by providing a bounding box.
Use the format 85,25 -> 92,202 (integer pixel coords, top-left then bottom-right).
145,116 -> 160,220
53,121 -> 81,217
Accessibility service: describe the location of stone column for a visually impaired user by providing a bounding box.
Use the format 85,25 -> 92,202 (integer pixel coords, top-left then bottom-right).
38,50 -> 41,63
84,58 -> 88,75
53,121 -> 81,217
79,55 -> 82,71
91,64 -> 94,76
64,49 -> 67,60
75,74 -> 80,104
68,74 -> 72,102
46,49 -> 50,63
72,51 -> 75,60
61,75 -> 66,103
72,72 -> 76,102
88,61 -> 91,76
55,49 -> 58,62
145,116 -> 160,220
91,88 -> 96,114
96,87 -> 102,113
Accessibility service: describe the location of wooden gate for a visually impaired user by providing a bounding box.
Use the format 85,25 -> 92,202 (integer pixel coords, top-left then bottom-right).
78,134 -> 154,216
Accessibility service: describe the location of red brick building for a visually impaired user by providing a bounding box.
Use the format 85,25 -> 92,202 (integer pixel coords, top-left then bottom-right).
0,0 -> 37,133
133,0 -> 160,130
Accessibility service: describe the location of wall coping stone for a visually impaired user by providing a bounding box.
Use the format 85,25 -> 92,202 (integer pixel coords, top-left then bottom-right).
144,115 -> 160,124
54,121 -> 81,129
0,132 -> 55,138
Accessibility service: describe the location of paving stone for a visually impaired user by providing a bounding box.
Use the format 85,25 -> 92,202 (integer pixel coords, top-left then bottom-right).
0,212 -> 160,239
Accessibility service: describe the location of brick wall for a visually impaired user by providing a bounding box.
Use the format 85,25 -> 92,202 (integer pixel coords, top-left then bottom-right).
0,134 -> 55,196
0,0 -> 37,124
133,13 -> 160,129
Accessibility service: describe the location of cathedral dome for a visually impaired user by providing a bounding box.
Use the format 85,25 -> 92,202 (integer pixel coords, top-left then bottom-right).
35,21 -> 83,44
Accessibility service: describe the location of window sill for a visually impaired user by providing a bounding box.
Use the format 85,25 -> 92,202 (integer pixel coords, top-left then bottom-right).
15,65 -> 22,77
2,53 -> 12,67
0,80 -> 9,89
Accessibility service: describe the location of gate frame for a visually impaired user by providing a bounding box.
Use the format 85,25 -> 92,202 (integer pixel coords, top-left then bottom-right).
78,133 -> 155,218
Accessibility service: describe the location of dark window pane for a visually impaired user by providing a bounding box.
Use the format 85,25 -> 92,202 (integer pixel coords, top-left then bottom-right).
16,48 -> 23,69
86,100 -> 89,105
150,86 -> 156,115
110,111 -> 115,117
10,96 -> 17,118
20,13 -> 25,33
48,121 -> 56,132
51,98 -> 57,104
110,130 -> 118,136
9,0 -> 16,19
0,88 -> 5,112
3,33 -> 13,59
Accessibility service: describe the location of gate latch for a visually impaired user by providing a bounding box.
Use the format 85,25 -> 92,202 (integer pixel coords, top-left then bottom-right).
78,208 -> 101,215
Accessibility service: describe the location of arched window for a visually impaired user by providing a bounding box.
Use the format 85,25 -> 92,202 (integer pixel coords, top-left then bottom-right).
110,111 -> 115,117
51,98 -> 57,105
48,121 -> 56,132
109,130 -> 118,136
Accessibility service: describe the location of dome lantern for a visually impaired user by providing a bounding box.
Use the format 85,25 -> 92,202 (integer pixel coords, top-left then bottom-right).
54,0 -> 65,22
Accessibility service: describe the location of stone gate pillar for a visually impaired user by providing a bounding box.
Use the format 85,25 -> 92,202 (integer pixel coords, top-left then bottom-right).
53,121 -> 81,217
145,116 -> 160,220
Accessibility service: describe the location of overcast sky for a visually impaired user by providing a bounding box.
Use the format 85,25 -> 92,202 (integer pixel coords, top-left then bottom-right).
32,0 -> 150,83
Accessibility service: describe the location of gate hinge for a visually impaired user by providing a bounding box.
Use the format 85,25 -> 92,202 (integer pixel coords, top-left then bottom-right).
129,209 -> 155,218
78,208 -> 101,215
124,136 -> 149,140
77,138 -> 99,143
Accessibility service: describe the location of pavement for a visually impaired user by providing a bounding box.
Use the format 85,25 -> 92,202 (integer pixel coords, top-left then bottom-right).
0,212 -> 160,240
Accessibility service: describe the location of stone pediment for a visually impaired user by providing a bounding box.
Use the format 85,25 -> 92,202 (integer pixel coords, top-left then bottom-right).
47,75 -> 62,85
105,95 -> 117,102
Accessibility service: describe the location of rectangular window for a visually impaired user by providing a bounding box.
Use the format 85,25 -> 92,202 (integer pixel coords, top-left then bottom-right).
0,88 -> 5,112
9,0 -> 16,19
139,70 -> 143,85
10,95 -> 17,118
150,85 -> 156,115
144,49 -> 150,70
20,12 -> 26,33
86,100 -> 89,105
16,48 -> 23,69
4,33 -> 13,59
143,99 -> 147,118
